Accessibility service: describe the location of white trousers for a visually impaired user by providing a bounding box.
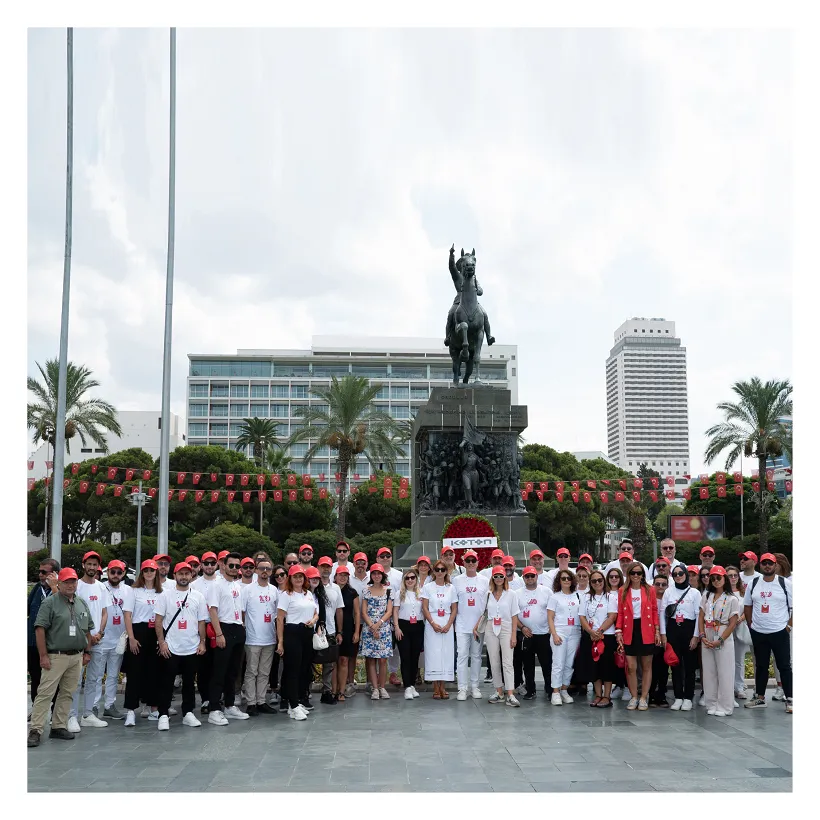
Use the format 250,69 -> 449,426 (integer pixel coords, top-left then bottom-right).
456,631 -> 484,690
71,644 -> 106,717
93,645 -> 125,710
550,629 -> 581,689
734,639 -> 751,693
484,622 -> 514,691
702,636 -> 736,714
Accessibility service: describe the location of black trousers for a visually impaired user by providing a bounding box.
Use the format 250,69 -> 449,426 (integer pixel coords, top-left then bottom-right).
282,623 -> 314,710
513,631 -> 524,689
751,627 -> 792,698
209,623 -> 246,710
124,622 -> 160,709
397,619 -> 424,688
159,652 -> 199,717
269,650 -> 280,689
197,641 -> 214,704
650,645 -> 669,704
521,633 -> 552,695
667,618 -> 698,700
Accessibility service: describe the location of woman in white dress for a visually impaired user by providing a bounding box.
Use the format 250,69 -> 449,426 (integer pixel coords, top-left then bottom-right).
421,560 -> 458,699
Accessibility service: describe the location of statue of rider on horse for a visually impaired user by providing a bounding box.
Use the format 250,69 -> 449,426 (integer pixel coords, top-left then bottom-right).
444,244 -> 495,386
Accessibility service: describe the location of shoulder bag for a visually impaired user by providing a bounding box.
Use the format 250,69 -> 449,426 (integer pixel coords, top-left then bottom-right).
665,589 -> 692,622
163,593 -> 189,637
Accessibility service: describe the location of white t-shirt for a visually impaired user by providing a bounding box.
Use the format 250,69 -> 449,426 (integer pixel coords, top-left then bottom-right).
320,581 -> 344,636
395,590 -> 424,623
536,571 -> 551,587
576,587 -> 591,608
647,559 -> 687,581
154,587 -> 209,656
421,583 -> 458,627
349,574 -> 370,598
505,572 -> 524,591
131,586 -> 163,625
452,574 -> 490,633
191,574 -> 220,598
76,578 -> 112,638
743,576 -> 793,634
382,568 -> 404,608
244,583 -> 279,645
739,570 -> 763,590
547,591 -> 582,632
583,592 -> 615,634
515,585 -> 551,634
659,586 -> 702,634
278,590 -> 319,624
629,589 -> 643,619
161,577 -> 175,591
604,559 -> 649,579
206,578 -> 247,625
443,562 -> 463,577
484,589 -> 520,625
99,583 -> 134,650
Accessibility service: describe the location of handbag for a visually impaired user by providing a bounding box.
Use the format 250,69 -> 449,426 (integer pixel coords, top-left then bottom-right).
313,641 -> 339,664
115,631 -> 128,655
734,618 -> 752,645
475,592 -> 491,635
665,589 -> 691,622
313,625 -> 329,651
614,648 -> 626,668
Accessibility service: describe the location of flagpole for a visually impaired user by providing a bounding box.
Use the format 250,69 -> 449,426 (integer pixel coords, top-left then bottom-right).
157,27 -> 176,552
50,28 -> 74,564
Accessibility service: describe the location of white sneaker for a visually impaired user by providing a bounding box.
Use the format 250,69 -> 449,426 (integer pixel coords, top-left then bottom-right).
457,689 -> 468,701
714,710 -> 728,717
289,707 -> 307,721
167,706 -> 178,716
124,710 -> 135,727
506,694 -> 521,707
785,698 -> 792,714
379,688 -> 390,700
671,699 -> 683,711
295,705 -> 310,718
411,687 -> 420,698
772,686 -> 786,702
733,700 -> 739,708
735,689 -> 748,699
80,713 -> 108,728
405,688 -> 415,700
698,695 -> 706,707
157,715 -> 170,731
627,698 -> 639,710
224,706 -> 250,720
551,692 -> 562,706
182,712 -> 201,727
611,686 -> 623,699
707,707 -> 717,715
681,699 -> 693,711
147,710 -> 160,721
67,716 -> 81,733
516,684 -> 527,696
622,689 -> 632,701
140,705 -> 150,718
371,689 -> 380,700
471,688 -> 482,699
207,710 -> 229,726
174,674 -> 182,688
560,690 -> 574,704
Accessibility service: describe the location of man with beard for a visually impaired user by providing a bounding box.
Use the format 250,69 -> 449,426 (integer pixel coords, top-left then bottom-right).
192,552 -> 220,713
68,552 -> 111,732
154,562 -> 209,730
298,544 -> 315,572
96,560 -> 134,720
240,557 -> 256,585
153,553 -> 175,591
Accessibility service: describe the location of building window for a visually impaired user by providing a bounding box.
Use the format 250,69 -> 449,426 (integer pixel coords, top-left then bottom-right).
271,404 -> 289,418
189,423 -> 207,437
373,386 -> 389,399
189,384 -> 208,397
390,386 -> 409,399
81,448 -> 92,453
230,384 -> 249,398
210,384 -> 229,397
210,423 -> 229,437
511,355 -> 516,360
288,443 -> 309,457
229,403 -> 249,417
410,386 -> 428,400
352,365 -> 388,378
390,405 -> 410,419
311,365 -> 348,378
271,384 -> 289,398
512,368 -> 516,376
390,365 -> 426,379
291,385 -> 309,399
210,404 -> 229,417
189,403 -> 208,417
250,384 -> 269,398
250,403 -> 269,417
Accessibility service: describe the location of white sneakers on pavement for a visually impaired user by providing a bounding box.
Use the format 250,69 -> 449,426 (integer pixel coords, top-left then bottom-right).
158,715 -> 170,731
167,706 -> 178,716
224,706 -> 249,720
471,688 -> 482,699
67,716 -> 81,733
379,688 -> 390,699
698,694 -> 706,707
681,699 -> 693,711
207,710 -> 229,726
457,689 -> 468,701
124,710 -> 136,727
622,689 -> 632,701
611,686 -> 623,699
405,688 -> 415,700
560,690 -> 574,704
147,710 -> 160,721
81,713 -> 108,728
288,706 -> 307,720
772,687 -> 786,702
371,689 -> 380,700
140,705 -> 150,718
785,698 -> 793,713
182,712 -> 201,727
627,698 -> 639,710
506,694 -> 521,707
411,687 -> 420,698
551,692 -> 562,706
670,699 -> 683,711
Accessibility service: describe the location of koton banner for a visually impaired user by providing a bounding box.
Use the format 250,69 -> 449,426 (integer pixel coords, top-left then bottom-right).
442,536 -> 498,550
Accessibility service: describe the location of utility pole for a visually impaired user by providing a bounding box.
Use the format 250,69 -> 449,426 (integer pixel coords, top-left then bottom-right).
157,27 -> 177,553
50,27 -> 74,564
128,481 -> 148,570
740,451 -> 744,540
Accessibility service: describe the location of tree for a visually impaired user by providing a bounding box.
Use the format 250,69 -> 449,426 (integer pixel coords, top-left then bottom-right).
353,529 -> 412,562
704,377 -> 792,550
345,474 -> 411,536
283,529 -> 339,560
682,474 -> 769,539
286,375 -> 409,538
186,524 -> 279,561
235,418 -> 282,468
653,503 -> 684,540
265,446 -> 292,474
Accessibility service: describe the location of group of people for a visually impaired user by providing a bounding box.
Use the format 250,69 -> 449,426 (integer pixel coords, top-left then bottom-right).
26,536 -> 792,748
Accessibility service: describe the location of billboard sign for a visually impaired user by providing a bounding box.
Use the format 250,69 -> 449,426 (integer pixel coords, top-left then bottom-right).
669,515 -> 725,542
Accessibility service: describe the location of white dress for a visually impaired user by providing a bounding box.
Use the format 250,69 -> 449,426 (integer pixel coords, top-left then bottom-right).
422,582 -> 457,681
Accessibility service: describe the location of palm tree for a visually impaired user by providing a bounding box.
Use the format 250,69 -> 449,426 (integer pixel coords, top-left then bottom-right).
28,359 -> 122,452
235,418 -> 282,468
286,375 -> 410,537
704,377 -> 792,550
265,445 -> 292,474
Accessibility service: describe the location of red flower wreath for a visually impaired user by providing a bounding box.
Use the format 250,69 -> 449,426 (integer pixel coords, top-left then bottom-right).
441,514 -> 500,570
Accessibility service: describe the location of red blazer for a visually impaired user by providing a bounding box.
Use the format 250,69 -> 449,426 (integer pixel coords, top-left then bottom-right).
616,586 -> 659,644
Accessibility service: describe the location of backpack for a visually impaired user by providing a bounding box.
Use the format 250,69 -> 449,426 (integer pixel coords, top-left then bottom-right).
750,575 -> 792,616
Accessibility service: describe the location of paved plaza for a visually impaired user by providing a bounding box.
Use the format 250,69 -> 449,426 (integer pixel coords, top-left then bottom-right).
28,686 -> 792,792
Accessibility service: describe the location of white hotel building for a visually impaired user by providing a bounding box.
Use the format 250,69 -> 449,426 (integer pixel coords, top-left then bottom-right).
186,336 -> 519,490
606,318 -> 690,488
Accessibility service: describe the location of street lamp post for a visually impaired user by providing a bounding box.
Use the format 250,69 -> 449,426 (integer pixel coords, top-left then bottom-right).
128,481 -> 149,571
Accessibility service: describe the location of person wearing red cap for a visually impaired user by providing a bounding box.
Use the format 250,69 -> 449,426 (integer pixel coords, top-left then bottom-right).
153,554 -> 174,591
69,551 -> 112,731
333,565 -> 361,701
239,557 -> 257,585
738,551 -> 762,587
414,555 -> 433,587
548,568 -> 582,705
528,549 -> 550,587
503,556 -> 523,592
516,566 -> 552,701
544,547 -> 572,588
123,560 -> 164,726
298,544 -> 315,573
698,546 -> 716,572
698,566 -> 740,716
422,560 -> 459,700
154,563 -> 210,730
344,552 -> 370,695
186,555 -> 202,577
28,568 -> 96,748
579,570 -> 618,708
360,564 -> 395,700
330,540 -> 352,582
578,554 -> 594,573
317,557 -> 344,703
376,547 -> 403,687
604,539 -> 648,579
191,551 -> 220,711
453,549 -> 489,699
648,539 -> 686,581
726,566 -> 752,700
439,544 -> 464,578
241,556 -> 279,716
479,548 -> 506,580
743,553 -> 793,712
95,560 -> 135,721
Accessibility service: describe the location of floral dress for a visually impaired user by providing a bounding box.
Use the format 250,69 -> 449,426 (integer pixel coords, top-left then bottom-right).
359,587 -> 392,658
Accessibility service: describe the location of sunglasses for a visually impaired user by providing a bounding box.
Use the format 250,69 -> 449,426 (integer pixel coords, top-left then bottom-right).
463,558 -> 477,563
672,571 -> 686,577
300,552 -> 313,556
662,546 -> 675,551
405,575 -> 417,581
203,561 -> 216,566
761,561 -> 775,566
227,563 -> 241,570
38,569 -> 51,574
188,563 -> 200,568
336,548 -> 349,552
492,573 -> 505,579
257,566 -> 272,572
560,576 -> 572,581
629,571 -> 644,577
143,568 -> 156,572
434,567 -> 447,573
726,573 -> 738,578
523,574 -> 536,579
108,569 -> 123,575
286,560 -> 298,566
591,578 -> 604,583
274,573 -> 286,579
242,565 -> 255,570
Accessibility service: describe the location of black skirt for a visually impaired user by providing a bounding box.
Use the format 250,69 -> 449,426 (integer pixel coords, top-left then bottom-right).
625,618 -> 655,656
574,631 -> 596,681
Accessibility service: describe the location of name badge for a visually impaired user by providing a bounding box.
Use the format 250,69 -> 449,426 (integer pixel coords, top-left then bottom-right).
675,613 -> 684,624
523,609 -> 531,618
409,616 -> 417,624
178,619 -> 188,630
112,615 -> 121,626
567,617 -> 575,626
263,612 -> 272,623
761,604 -> 770,614
493,617 -> 502,626
437,608 -> 446,617
705,620 -> 715,628
69,625 -> 77,637
234,610 -> 240,621
148,618 -> 155,629
467,598 -> 475,607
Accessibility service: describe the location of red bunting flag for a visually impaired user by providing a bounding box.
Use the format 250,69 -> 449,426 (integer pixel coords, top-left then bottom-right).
582,491 -> 592,503
46,461 -> 53,470
168,490 -> 174,500
287,474 -> 296,486
732,471 -> 742,483
521,490 -> 529,500
683,489 -> 691,500
571,481 -> 579,491
752,482 -> 760,493
270,474 -> 280,487
734,484 -> 743,496
91,465 -> 98,474
370,474 -> 377,481
633,479 -> 643,489
193,473 -> 202,485
351,486 -> 358,494
243,491 -> 251,502
717,486 -> 727,498
665,490 -> 675,500
699,474 -> 709,484
241,474 -> 249,486
400,477 -> 409,489
80,480 -> 89,493
125,468 -> 134,481
751,469 -> 759,478
765,468 -> 774,481
716,472 -> 726,485
131,485 -> 139,494
288,490 -> 297,501
666,476 -> 674,486
555,492 -> 564,502
650,477 -> 659,489
369,486 -> 378,493
649,491 -> 658,502
303,489 -> 312,500
785,467 -> 792,475
632,491 -> 641,502
319,473 -> 326,482
72,463 -> 80,475
618,479 -> 627,491
587,480 -> 596,490
226,491 -> 236,502
785,480 -> 792,493
259,490 -> 267,502
525,482 -> 534,493
28,460 -> 34,471
699,488 -> 709,499
767,481 -> 776,492
319,488 -> 327,499
555,481 -> 565,492
274,490 -> 283,502
539,482 -> 548,491
27,478 -> 36,491
399,488 -> 408,499
302,474 -> 311,486
615,491 -> 625,502
536,491 -> 543,501
45,478 -> 50,486
571,492 -> 579,503
195,490 -> 204,502
353,473 -> 360,480
177,472 -> 186,484
599,491 -> 609,503
226,474 -> 235,486
113,485 -> 123,496
384,477 -> 393,489
257,474 -> 265,486
96,483 -> 106,495
384,488 -> 393,498
210,491 -> 219,502
148,487 -> 158,498
210,473 -> 217,483
107,467 -> 117,480
143,470 -> 152,481
63,479 -> 70,489
601,479 -> 611,486
179,490 -> 188,501
334,473 -> 341,481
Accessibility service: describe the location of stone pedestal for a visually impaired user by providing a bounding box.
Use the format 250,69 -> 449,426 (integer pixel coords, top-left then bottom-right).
411,386 -> 529,546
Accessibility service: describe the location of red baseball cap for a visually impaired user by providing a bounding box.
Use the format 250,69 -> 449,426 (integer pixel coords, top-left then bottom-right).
619,552 -> 633,561
739,551 -> 758,562
288,564 -> 306,577
377,547 -> 392,557
353,552 -> 368,563
760,552 -> 777,563
153,553 -> 171,563
529,548 -> 545,559
185,555 -> 200,565
82,550 -> 101,562
440,545 -> 455,554
217,550 -> 230,561
491,567 -> 506,578
201,552 -> 217,562
655,557 -> 670,566
304,565 -> 320,579
317,556 -> 333,567
334,565 -> 350,576
592,639 -> 605,661
556,548 -> 570,557
106,560 -> 126,572
686,565 -> 699,573
522,566 -> 537,576
141,559 -> 159,571
240,557 -> 255,567
502,556 -> 515,567
417,556 -> 432,566
700,546 -> 715,555
174,561 -> 192,574
369,563 -> 385,575
58,567 -> 78,582
579,554 -> 593,563
335,540 -> 350,549
708,565 -> 726,576
462,549 -> 478,559
491,548 -> 505,559
299,543 -> 314,553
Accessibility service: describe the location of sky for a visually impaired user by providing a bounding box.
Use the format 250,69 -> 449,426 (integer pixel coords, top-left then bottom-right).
26,27 -> 793,476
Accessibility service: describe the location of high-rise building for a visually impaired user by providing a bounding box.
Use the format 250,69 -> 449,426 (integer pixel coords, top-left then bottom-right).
605,318 -> 690,481
186,336 -> 518,490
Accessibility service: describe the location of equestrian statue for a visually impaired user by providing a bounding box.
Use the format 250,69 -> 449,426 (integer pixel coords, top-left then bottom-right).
444,244 -> 495,385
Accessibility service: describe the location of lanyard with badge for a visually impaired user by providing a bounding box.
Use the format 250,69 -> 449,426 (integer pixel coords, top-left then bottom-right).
407,592 -> 419,625
106,582 -> 123,627
67,596 -> 78,637
586,594 -> 604,629
490,592 -> 504,635
705,593 -> 728,633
